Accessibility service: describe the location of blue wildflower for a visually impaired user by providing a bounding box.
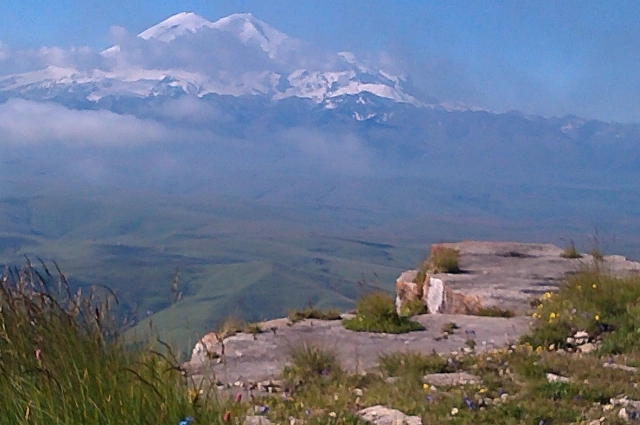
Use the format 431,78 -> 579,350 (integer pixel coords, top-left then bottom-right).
464,396 -> 475,410
179,416 -> 193,425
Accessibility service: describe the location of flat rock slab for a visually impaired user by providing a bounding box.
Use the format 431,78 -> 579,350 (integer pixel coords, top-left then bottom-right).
430,241 -> 640,314
185,314 -> 530,386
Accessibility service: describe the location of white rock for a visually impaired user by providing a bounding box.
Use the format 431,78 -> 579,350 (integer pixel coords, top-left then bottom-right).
358,405 -> 422,425
243,416 -> 274,425
426,278 -> 445,314
546,373 -> 570,383
578,343 -> 596,353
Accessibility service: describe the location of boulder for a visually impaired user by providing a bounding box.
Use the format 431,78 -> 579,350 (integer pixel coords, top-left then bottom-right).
424,277 -> 483,314
357,405 -> 422,425
395,270 -> 422,313
191,332 -> 222,363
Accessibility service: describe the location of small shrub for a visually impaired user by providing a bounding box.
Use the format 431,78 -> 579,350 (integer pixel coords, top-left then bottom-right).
429,246 -> 461,273
355,291 -> 396,319
416,245 -> 462,277
398,298 -> 426,317
288,307 -> 342,323
560,240 -> 582,259
283,341 -> 343,383
343,291 -> 424,334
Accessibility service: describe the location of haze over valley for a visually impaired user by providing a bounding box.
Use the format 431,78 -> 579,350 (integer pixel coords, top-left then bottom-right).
1,8 -> 638,350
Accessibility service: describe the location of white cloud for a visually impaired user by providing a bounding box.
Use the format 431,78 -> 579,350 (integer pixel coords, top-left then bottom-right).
0,99 -> 170,146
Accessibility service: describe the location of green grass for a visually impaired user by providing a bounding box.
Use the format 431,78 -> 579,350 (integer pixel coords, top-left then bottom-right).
522,267 -> 640,353
0,262 -> 230,425
427,246 -> 462,274
288,306 -> 343,323
342,291 -> 425,333
560,240 -> 582,259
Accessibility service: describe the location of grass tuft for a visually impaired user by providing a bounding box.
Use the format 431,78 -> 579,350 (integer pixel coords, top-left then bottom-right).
343,291 -> 424,334
427,246 -> 461,274
0,261 -> 228,424
560,240 -> 582,259
283,341 -> 343,384
288,307 -> 342,323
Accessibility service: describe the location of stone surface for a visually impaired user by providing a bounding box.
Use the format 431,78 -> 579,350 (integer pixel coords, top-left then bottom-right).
604,363 -> 638,373
425,277 -> 444,314
421,372 -> 480,387
399,241 -> 640,314
191,332 -> 222,363
546,373 -> 570,383
185,314 -> 529,386
395,270 -> 422,313
243,416 -> 274,425
357,405 -> 422,425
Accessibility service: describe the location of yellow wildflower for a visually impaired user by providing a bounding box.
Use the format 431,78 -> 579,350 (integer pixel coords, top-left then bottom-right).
595,314 -> 600,321
592,284 -> 597,289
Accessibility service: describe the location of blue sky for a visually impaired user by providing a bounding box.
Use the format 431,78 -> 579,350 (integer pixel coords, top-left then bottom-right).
1,0 -> 639,122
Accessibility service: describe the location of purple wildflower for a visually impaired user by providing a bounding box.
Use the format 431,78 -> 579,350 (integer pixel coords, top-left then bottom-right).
464,397 -> 476,410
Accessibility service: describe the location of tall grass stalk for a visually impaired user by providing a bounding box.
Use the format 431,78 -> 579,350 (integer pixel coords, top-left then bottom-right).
0,261 -> 228,424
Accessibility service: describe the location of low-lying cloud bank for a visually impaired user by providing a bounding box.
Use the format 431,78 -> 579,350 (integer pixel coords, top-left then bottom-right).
0,99 -> 170,146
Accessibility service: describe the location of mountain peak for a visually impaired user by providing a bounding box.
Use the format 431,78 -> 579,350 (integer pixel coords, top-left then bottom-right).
211,13 -> 288,58
138,12 -> 214,42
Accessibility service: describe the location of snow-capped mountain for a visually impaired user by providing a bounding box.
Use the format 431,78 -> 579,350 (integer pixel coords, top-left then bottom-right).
0,12 -> 423,109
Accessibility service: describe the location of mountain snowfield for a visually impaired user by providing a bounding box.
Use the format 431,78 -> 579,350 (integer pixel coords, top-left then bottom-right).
0,12 -> 422,109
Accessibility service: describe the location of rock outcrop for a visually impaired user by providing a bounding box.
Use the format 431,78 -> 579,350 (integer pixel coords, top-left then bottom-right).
396,241 -> 640,315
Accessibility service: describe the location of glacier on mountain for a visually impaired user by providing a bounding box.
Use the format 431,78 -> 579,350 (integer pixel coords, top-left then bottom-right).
0,12 -> 423,108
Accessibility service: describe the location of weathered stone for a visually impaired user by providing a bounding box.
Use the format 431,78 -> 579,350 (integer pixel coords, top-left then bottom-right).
574,330 -> 589,339
357,405 -> 422,425
612,396 -> 640,410
398,241 -> 640,315
425,277 -> 444,314
546,373 -> 570,383
191,332 -> 222,363
422,372 -> 480,386
421,277 -> 483,314
619,407 -> 640,422
395,270 -> 422,314
578,342 -> 596,353
604,363 -> 638,373
243,416 -> 274,425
